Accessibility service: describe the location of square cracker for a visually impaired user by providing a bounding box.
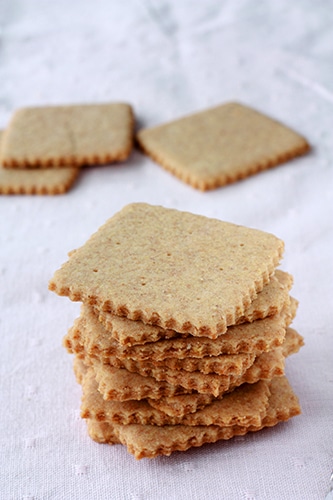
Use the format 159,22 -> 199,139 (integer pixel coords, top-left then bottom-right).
136,102 -> 310,191
86,376 -> 301,459
49,203 -> 284,338
0,130 -> 80,194
146,327 -> 304,418
0,103 -> 134,168
78,364 -> 271,428
76,341 -> 287,400
96,269 -> 293,346
64,298 -> 297,364
0,165 -> 80,195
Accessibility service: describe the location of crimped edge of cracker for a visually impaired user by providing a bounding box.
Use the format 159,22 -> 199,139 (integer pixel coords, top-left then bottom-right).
137,136 -> 310,191
0,166 -> 80,195
1,104 -> 135,169
85,376 -> 301,459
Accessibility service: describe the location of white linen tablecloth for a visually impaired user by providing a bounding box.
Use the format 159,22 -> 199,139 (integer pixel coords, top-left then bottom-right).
0,1 -> 332,499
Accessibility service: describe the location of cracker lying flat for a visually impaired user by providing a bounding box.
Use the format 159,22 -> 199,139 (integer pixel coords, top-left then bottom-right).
86,376 -> 301,459
0,131 -> 79,194
147,328 -> 303,417
78,363 -> 270,428
50,203 -> 285,338
0,103 -> 134,168
136,102 -> 310,191
96,270 -> 293,346
0,164 -> 80,195
64,299 -> 297,363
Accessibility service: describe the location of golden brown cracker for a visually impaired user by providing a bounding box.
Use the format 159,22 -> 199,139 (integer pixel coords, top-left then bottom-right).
234,270 -> 293,325
0,164 -> 80,195
79,342 -> 286,400
281,327 -> 304,356
78,363 -> 270,428
106,350 -> 256,377
0,103 -> 134,168
148,393 -> 215,418
84,322 -> 303,407
49,203 -> 284,338
147,327 -> 303,417
64,299 -> 297,365
0,130 -> 80,194
136,102 -> 310,191
96,270 -> 293,347
86,376 -> 301,459
96,307 -> 182,346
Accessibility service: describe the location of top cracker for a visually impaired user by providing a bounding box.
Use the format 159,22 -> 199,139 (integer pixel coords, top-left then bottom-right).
0,103 -> 134,168
49,203 -> 284,338
136,102 -> 310,191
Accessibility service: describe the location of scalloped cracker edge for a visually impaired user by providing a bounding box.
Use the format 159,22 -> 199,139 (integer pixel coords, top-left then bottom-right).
49,203 -> 284,338
85,376 -> 301,458
136,102 -> 310,191
0,130 -> 80,194
0,103 -> 134,168
95,269 -> 293,346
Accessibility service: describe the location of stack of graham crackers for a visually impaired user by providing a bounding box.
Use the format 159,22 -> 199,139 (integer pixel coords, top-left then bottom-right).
49,203 -> 303,459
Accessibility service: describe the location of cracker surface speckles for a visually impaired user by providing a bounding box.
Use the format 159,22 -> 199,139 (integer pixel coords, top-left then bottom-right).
137,102 -> 310,191
50,203 -> 284,338
0,103 -> 134,168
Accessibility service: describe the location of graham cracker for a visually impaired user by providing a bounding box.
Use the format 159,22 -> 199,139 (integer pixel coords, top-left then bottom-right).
147,327 -> 303,417
136,102 -> 310,191
96,307 -> 182,346
49,203 -> 284,338
0,131 -> 79,194
92,350 -> 283,398
148,393 -> 215,418
78,362 -> 270,427
86,376 -> 301,459
64,298 -> 297,364
106,349 -> 257,377
78,339 -> 286,400
0,103 -> 134,168
281,327 -> 304,357
96,270 -> 293,346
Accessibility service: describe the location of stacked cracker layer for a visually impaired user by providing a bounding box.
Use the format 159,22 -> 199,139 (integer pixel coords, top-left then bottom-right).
49,203 -> 303,459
